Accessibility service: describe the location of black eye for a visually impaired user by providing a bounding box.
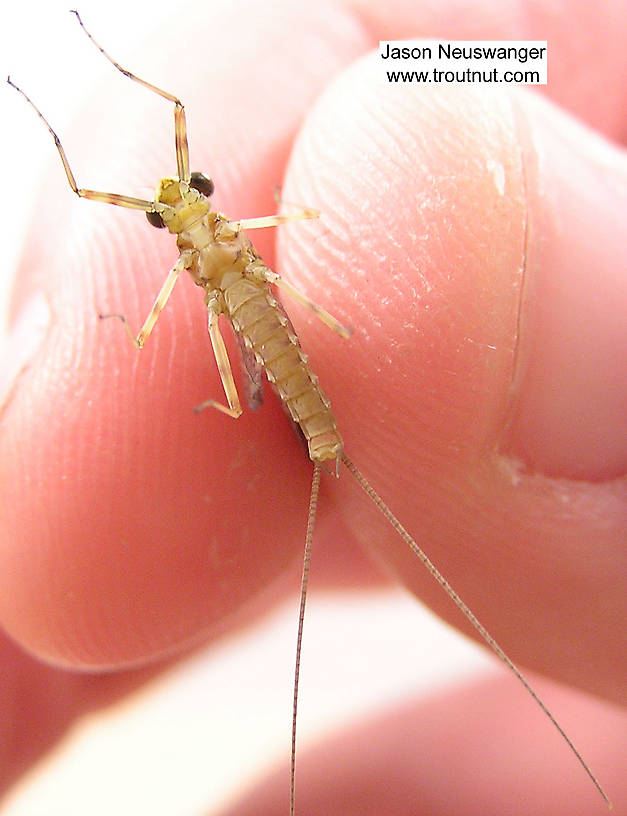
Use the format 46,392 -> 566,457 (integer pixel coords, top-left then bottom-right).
146,210 -> 166,229
190,172 -> 214,198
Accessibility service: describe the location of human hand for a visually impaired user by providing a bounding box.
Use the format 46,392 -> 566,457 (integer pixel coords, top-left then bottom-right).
1,0 -> 625,813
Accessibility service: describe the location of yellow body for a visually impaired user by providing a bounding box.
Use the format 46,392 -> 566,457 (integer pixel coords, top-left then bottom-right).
157,177 -> 343,465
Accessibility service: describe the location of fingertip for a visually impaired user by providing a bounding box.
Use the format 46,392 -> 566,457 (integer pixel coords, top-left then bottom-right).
343,0 -> 627,140
502,92 -> 627,481
0,0 -> 369,668
281,55 -> 624,699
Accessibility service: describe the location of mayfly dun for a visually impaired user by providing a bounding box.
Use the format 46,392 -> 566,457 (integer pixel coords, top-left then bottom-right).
7,10 -> 612,813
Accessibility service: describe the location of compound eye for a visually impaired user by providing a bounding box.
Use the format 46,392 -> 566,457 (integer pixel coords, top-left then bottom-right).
189,172 -> 214,198
146,210 -> 166,229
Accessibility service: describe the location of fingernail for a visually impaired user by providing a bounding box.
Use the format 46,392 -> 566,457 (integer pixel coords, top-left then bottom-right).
503,96 -> 626,481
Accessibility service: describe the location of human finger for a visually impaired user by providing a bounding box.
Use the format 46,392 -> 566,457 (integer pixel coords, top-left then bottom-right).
281,57 -> 625,703
217,673 -> 627,815
0,0 -> 369,670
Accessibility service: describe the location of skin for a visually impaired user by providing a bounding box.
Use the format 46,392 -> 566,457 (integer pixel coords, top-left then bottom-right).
0,0 -> 625,810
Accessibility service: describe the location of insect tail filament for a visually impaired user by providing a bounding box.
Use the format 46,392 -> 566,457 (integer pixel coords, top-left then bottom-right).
290,463 -> 322,816
340,454 -> 611,808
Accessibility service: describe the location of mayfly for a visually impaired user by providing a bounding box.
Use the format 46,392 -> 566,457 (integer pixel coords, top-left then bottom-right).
7,11 -> 611,813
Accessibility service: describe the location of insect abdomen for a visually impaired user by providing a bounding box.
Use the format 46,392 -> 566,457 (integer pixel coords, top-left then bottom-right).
222,275 -> 343,464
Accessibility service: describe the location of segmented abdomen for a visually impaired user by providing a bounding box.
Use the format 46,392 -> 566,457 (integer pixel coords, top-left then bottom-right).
221,271 -> 343,465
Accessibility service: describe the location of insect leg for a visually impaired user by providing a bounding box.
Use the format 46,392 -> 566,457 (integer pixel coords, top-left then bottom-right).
7,76 -> 155,211
70,10 -> 190,183
194,299 -> 243,418
252,267 -> 351,340
235,207 -> 320,230
100,250 -> 193,348
235,201 -> 351,338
